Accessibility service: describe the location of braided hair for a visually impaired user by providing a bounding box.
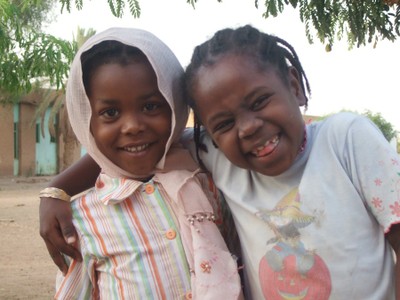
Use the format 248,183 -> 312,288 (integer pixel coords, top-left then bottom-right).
81,40 -> 146,96
184,25 -> 311,167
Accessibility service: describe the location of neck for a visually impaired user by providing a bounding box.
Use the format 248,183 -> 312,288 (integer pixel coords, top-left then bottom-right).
135,174 -> 155,183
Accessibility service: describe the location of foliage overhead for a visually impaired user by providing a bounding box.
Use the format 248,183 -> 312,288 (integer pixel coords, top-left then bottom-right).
58,0 -> 400,48
1,0 -> 399,105
0,0 -> 76,103
35,26 -> 96,139
9,0 -> 57,29
256,0 -> 400,49
59,0 -> 141,18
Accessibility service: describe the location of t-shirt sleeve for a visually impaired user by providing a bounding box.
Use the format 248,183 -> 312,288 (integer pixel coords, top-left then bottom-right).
340,114 -> 400,233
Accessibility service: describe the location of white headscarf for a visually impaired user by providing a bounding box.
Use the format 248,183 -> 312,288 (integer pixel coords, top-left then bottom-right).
66,27 -> 197,178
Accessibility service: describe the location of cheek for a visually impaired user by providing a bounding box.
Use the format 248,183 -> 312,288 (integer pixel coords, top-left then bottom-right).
154,115 -> 172,144
290,114 -> 305,138
161,115 -> 172,136
89,120 -> 103,139
90,121 -> 113,147
213,134 -> 240,159
191,95 -> 209,123
89,120 -> 98,139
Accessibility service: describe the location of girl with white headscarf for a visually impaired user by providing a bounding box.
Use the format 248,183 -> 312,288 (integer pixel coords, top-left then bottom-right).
54,27 -> 242,299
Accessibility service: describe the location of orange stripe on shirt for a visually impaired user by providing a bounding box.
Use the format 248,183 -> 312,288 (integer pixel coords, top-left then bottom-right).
125,199 -> 167,299
81,195 -> 126,300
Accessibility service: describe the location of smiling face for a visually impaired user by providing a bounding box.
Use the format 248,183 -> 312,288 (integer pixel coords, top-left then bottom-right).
192,54 -> 306,176
87,59 -> 172,179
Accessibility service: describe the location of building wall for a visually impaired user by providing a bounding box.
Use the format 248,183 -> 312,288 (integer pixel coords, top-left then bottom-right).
58,134 -> 82,173
0,89 -> 81,176
18,103 -> 36,176
0,104 -> 14,176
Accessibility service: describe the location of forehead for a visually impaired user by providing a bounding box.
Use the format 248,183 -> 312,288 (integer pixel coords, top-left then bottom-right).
193,54 -> 279,97
201,52 -> 270,72
88,62 -> 171,107
87,59 -> 155,92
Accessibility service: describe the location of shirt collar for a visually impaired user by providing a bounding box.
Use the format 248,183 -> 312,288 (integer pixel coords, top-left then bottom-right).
95,173 -> 144,205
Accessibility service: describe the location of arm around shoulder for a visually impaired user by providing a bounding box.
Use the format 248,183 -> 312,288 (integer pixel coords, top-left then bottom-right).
39,154 -> 100,274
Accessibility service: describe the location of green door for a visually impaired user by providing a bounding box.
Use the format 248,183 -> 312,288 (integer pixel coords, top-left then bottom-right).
35,109 -> 57,175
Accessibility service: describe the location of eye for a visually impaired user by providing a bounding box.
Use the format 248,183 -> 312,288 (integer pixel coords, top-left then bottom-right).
100,108 -> 119,119
143,103 -> 160,112
213,119 -> 234,134
251,95 -> 270,111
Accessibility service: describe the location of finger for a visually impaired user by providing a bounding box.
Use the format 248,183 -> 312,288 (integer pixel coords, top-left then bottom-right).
55,235 -> 83,262
60,223 -> 79,246
39,197 -> 82,261
59,223 -> 82,262
44,239 -> 69,276
42,222 -> 82,262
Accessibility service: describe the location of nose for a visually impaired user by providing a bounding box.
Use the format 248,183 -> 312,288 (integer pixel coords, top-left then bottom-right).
238,113 -> 262,139
121,113 -> 144,135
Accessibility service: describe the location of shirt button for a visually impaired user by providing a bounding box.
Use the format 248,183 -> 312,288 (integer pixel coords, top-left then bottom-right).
185,291 -> 192,299
166,229 -> 176,240
144,184 -> 154,194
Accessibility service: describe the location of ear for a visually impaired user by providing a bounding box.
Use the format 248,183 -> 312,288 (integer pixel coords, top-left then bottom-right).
288,67 -> 307,107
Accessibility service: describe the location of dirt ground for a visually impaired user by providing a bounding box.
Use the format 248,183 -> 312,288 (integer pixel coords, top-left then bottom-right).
0,176 -> 58,300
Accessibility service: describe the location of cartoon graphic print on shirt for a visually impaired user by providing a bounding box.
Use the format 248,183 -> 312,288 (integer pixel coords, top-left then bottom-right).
256,188 -> 332,299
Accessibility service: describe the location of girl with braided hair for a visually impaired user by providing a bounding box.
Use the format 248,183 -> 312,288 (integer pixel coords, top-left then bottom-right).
41,25 -> 400,299
183,25 -> 400,299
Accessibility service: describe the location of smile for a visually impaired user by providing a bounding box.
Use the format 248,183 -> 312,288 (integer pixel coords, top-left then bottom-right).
122,144 -> 149,153
251,135 -> 280,157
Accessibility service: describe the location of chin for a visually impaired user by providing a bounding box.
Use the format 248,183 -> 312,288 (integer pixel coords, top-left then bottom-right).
258,170 -> 281,177
256,164 -> 287,177
123,166 -> 150,177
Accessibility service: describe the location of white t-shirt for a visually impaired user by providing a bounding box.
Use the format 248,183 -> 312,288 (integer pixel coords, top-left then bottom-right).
196,112 -> 400,299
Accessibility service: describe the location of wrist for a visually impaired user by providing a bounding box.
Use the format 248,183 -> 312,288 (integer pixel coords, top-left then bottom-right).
39,187 -> 71,202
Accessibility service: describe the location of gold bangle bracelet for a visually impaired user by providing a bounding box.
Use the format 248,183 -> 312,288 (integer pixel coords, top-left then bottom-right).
39,187 -> 71,202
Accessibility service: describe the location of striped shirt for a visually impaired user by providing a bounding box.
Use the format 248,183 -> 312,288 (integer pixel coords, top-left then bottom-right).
55,174 -> 201,299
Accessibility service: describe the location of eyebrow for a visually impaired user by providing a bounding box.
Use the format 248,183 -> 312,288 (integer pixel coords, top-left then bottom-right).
243,87 -> 266,103
207,111 -> 232,126
94,91 -> 163,105
207,87 -> 265,125
96,98 -> 119,105
139,91 -> 164,101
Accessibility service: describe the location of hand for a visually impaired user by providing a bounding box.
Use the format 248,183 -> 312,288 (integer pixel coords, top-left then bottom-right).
39,197 -> 82,275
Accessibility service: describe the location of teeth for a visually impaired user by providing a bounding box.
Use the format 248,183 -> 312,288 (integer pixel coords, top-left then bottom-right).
252,135 -> 279,156
123,144 -> 149,153
269,135 -> 279,144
